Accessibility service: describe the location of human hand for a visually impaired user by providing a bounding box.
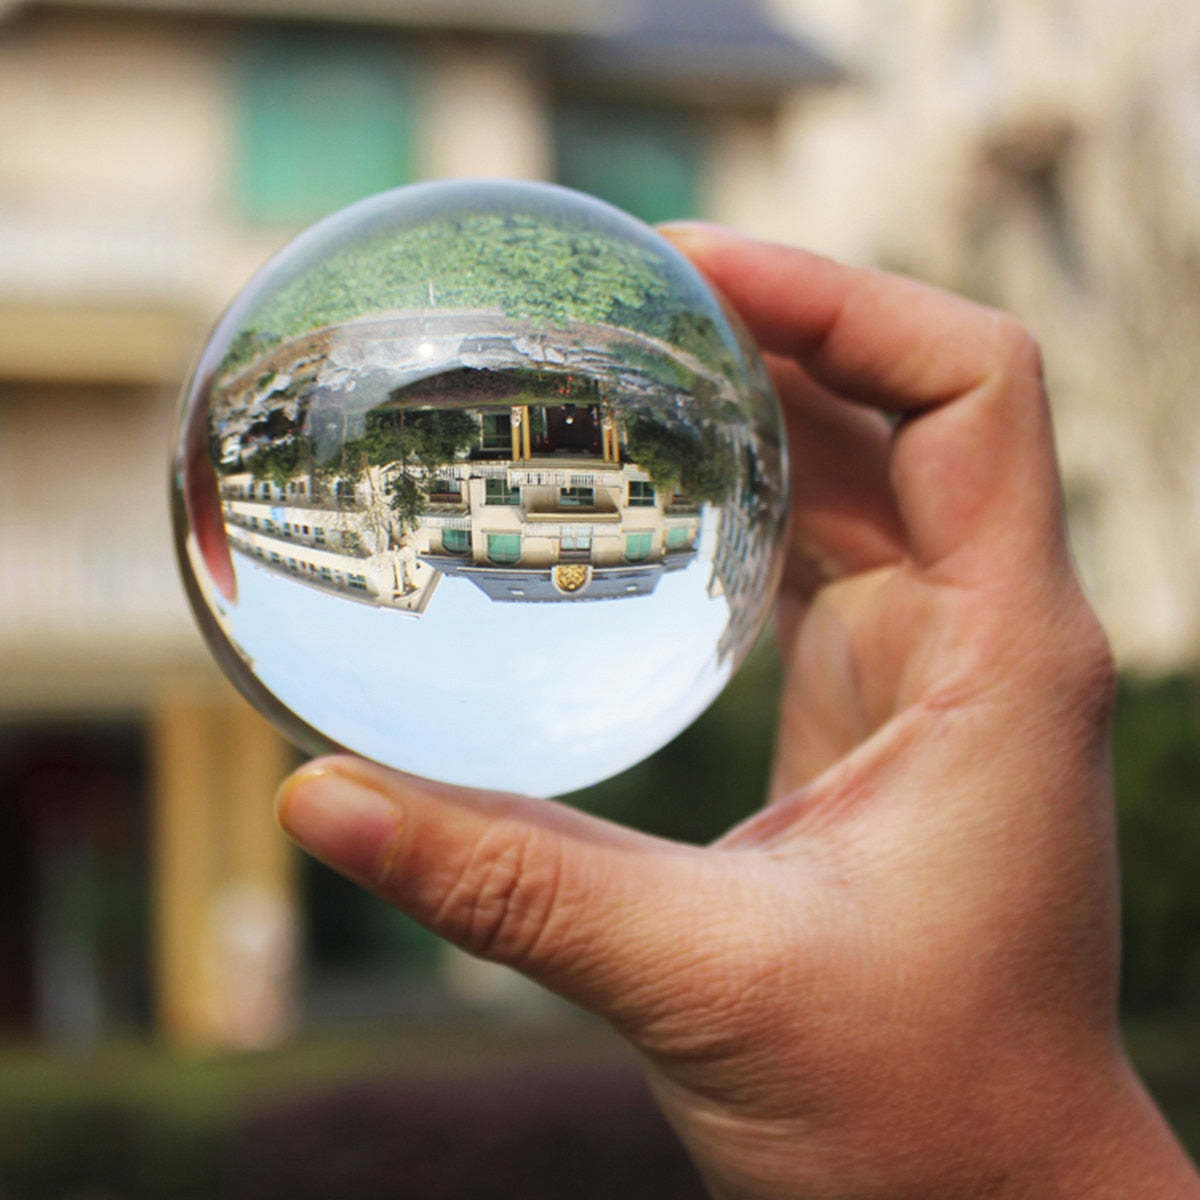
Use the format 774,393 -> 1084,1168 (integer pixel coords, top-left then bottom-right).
275,229 -> 1200,1199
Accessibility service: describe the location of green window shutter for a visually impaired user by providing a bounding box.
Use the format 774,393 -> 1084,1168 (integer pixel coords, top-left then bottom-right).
487,533 -> 521,564
235,32 -> 417,226
666,526 -> 688,549
625,531 -> 653,561
442,528 -> 470,554
553,104 -> 703,225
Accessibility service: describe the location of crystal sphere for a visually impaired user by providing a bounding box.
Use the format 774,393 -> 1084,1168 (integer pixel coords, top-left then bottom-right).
172,179 -> 788,797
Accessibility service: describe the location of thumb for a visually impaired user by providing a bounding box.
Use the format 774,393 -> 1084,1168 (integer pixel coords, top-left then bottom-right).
275,755 -> 712,1021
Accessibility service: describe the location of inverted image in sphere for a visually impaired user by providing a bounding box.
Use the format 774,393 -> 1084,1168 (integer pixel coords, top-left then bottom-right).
172,179 -> 788,797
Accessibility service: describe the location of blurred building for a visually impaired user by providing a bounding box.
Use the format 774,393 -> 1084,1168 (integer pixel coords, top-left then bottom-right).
7,0 -> 1196,1052
0,0 -> 836,1046
769,0 -> 1200,671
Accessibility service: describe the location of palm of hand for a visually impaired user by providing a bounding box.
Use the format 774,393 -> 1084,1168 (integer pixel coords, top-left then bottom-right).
275,232 -> 1165,1200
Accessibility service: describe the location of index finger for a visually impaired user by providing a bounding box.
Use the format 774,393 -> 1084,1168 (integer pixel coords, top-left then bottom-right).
662,225 -> 1070,582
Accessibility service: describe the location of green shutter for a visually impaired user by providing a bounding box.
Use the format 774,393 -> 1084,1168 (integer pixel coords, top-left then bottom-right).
236,32 -> 417,225
553,104 -> 703,225
625,531 -> 653,561
487,534 -> 521,563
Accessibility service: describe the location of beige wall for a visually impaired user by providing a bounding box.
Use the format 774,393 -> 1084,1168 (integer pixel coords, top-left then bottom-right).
766,0 -> 1200,671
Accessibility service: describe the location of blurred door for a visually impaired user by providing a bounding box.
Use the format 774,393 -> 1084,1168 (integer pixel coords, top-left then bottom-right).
0,723 -> 148,1043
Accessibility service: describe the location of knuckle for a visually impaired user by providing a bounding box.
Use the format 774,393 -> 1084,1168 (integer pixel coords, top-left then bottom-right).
437,824 -> 563,968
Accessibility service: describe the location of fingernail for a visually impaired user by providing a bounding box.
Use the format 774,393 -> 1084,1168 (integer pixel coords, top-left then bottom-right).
275,762 -> 403,883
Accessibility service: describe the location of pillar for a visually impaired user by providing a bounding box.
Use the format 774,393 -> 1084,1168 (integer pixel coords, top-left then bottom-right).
149,685 -> 299,1051
510,405 -> 522,460
605,416 -> 621,465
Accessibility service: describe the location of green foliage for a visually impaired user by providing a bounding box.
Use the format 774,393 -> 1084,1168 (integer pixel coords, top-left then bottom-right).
666,310 -> 738,380
345,409 -> 413,468
216,328 -> 283,381
624,415 -> 738,503
688,426 -> 740,504
1113,674 -> 1200,1015
246,439 -> 301,489
386,472 -> 426,533
341,407 -> 474,470
624,416 -> 689,494
243,212 -> 675,347
401,407 -> 479,469
616,341 -> 693,392
1,1102 -> 224,1200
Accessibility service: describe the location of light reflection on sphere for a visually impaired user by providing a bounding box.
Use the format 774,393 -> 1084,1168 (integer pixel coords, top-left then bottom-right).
171,179 -> 788,798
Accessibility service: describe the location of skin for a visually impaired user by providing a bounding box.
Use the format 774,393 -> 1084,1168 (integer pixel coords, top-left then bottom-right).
275,228 -> 1200,1199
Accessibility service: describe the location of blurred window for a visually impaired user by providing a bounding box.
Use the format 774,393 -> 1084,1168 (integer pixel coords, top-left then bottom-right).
553,103 -> 703,225
628,480 -> 655,507
625,531 -> 653,561
442,528 -> 470,554
235,31 -> 417,225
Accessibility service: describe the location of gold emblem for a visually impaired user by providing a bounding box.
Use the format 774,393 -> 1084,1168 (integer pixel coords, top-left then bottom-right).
553,563 -> 590,593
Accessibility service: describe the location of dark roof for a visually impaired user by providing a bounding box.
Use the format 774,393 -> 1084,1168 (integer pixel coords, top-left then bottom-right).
8,0 -> 620,35
8,0 -> 838,103
551,0 -> 842,105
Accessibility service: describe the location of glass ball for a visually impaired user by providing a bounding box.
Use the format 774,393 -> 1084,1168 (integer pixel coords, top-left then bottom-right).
172,179 -> 788,798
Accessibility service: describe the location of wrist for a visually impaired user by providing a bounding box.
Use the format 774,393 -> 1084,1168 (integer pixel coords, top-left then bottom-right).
1027,1057 -> 1200,1200
688,1053 -> 1200,1200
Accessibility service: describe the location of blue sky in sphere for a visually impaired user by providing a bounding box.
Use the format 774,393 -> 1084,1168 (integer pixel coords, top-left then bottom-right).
225,540 -> 733,797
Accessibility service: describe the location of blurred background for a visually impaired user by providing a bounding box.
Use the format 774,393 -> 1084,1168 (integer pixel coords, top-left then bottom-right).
1,0 -> 1198,1195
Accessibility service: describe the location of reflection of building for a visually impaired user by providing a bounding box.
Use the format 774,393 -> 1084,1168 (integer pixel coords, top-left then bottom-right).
420,452 -> 702,603
219,473 -> 441,616
707,440 -> 780,665
219,403 -> 704,610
